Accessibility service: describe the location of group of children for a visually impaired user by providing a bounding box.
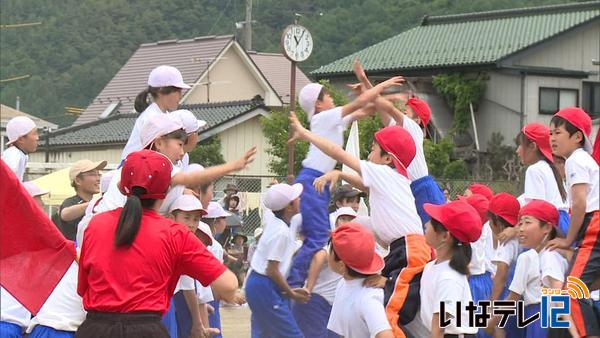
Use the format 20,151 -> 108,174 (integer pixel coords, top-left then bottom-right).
0,62 -> 599,338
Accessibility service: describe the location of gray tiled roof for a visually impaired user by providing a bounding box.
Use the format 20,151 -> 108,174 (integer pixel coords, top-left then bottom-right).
44,98 -> 263,147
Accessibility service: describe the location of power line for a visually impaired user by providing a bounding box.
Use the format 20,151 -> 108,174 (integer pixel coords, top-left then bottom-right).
207,0 -> 233,35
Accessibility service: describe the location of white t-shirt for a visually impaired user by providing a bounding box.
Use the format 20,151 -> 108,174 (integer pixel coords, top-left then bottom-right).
327,278 -> 391,338
302,107 -> 345,173
1,287 -> 30,328
310,248 -> 342,305
509,249 -> 541,306
2,146 -> 28,181
539,249 -> 568,287
178,153 -> 190,171
492,238 -> 520,268
521,160 -> 568,211
390,117 -> 428,180
420,261 -> 477,334
484,223 -> 497,275
250,216 -> 296,276
175,275 -> 196,293
26,261 -> 86,333
360,161 -> 423,245
195,281 -> 214,304
565,148 -> 600,213
209,239 -> 224,263
420,260 -> 477,335
469,221 -> 492,275
121,102 -> 164,161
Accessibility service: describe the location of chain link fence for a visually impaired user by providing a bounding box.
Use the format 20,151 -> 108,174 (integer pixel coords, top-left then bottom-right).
215,175 -> 523,239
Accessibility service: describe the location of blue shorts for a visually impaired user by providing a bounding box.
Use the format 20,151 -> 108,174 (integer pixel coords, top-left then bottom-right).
292,293 -> 338,338
410,175 -> 446,226
28,325 -> 75,338
0,321 -> 23,338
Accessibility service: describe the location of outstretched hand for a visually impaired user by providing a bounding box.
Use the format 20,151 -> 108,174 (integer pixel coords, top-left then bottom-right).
313,170 -> 341,194
233,146 -> 257,171
377,76 -> 405,89
287,111 -> 308,144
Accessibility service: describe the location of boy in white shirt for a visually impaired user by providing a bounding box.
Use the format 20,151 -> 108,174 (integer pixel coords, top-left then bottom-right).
2,116 -> 38,181
245,183 -> 309,338
287,77 -> 405,289
327,222 -> 392,338
289,114 -> 429,338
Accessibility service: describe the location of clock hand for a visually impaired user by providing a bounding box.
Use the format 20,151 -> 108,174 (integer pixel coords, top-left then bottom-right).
294,34 -> 299,46
298,30 -> 305,42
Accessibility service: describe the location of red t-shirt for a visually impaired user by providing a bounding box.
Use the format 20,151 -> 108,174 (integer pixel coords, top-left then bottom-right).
78,208 -> 226,313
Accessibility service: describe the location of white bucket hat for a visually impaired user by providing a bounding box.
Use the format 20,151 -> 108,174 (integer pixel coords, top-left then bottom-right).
170,109 -> 207,134
299,83 -> 324,121
148,65 -> 191,89
140,114 -> 184,149
264,183 -> 303,212
204,201 -> 231,218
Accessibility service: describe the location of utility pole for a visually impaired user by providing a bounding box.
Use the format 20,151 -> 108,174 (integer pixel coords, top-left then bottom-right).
244,0 -> 252,51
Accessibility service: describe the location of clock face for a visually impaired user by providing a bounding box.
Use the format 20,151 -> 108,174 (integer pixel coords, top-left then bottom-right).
281,24 -> 313,62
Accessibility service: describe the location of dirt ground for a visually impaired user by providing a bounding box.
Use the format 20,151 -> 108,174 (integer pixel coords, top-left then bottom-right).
219,304 -> 251,337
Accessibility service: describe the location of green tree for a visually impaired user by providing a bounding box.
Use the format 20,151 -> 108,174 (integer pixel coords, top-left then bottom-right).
424,138 -> 469,179
188,136 -> 226,168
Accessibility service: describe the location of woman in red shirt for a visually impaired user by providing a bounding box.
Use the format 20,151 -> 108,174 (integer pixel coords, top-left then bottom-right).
77,150 -> 238,338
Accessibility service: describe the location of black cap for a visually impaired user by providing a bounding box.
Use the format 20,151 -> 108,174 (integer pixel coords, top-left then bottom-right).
334,184 -> 366,201
224,183 -> 238,193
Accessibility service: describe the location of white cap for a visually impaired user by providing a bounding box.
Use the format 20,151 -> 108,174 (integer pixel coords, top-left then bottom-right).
140,114 -> 184,149
185,163 -> 205,172
170,109 -> 207,134
147,65 -> 191,89
100,170 -> 117,194
204,201 -> 231,218
196,221 -> 214,245
6,116 -> 37,145
332,207 -> 357,222
264,183 -> 303,212
23,181 -> 49,197
299,83 -> 323,121
169,194 -> 206,214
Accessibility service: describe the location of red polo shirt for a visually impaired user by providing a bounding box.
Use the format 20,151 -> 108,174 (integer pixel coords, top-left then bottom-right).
78,208 -> 226,314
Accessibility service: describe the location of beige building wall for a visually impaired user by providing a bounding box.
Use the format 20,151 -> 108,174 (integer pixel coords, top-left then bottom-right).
29,147 -> 123,166
217,115 -> 272,176
183,46 -> 281,106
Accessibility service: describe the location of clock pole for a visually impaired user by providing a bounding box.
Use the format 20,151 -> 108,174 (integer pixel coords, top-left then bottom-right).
287,60 -> 297,184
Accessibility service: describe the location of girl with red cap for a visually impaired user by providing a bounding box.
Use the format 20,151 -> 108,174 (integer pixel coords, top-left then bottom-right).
77,150 -> 239,338
420,200 -> 481,337
516,122 -> 570,235
548,107 -> 599,338
353,61 -> 446,226
289,113 -> 429,338
486,192 -> 522,338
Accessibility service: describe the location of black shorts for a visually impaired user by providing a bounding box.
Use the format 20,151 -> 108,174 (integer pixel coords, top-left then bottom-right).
75,311 -> 169,338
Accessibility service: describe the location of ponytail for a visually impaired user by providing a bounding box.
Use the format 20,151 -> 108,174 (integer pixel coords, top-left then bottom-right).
134,87 -> 152,113
114,186 -> 156,247
431,218 -> 472,275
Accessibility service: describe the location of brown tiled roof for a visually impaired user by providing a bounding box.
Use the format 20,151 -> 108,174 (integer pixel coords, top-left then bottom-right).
248,52 -> 312,104
74,35 -> 235,126
1,104 -> 58,129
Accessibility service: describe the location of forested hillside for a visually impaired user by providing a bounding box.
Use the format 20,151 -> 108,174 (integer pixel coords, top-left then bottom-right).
0,0 -> 580,126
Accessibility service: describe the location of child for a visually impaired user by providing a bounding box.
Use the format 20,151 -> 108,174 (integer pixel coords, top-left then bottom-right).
2,116 -> 38,181
516,122 -> 569,235
168,194 -> 209,338
194,223 -> 220,337
547,107 -> 599,338
457,193 -> 493,338
122,65 -> 191,160
169,109 -> 206,170
465,183 -> 494,202
420,201 -> 481,337
353,60 -> 445,225
289,113 -> 428,337
327,222 -> 392,338
23,181 -> 49,209
287,76 -> 405,289
294,207 -> 357,338
245,183 -> 309,338
487,192 -> 521,338
329,184 -> 364,226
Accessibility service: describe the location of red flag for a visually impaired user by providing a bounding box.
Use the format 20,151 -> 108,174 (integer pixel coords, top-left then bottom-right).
0,160 -> 76,314
592,131 -> 600,165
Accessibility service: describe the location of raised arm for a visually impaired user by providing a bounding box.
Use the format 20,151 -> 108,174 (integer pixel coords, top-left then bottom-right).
341,76 -> 405,116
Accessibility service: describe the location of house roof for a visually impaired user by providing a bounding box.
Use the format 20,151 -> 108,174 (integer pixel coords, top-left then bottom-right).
74,35 -> 235,126
311,1 -> 600,77
44,98 -> 265,148
1,104 -> 58,130
247,52 -> 312,103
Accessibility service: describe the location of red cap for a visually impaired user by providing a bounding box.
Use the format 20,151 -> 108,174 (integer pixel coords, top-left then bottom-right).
457,194 -> 490,225
406,97 -> 431,128
468,183 -> 494,202
424,200 -> 482,243
331,222 -> 384,274
522,123 -> 553,163
554,107 -> 592,152
119,150 -> 173,199
518,200 -> 559,228
488,192 -> 520,227
373,126 -> 416,178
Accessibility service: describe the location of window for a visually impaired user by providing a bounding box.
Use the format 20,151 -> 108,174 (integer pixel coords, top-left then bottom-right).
539,87 -> 578,115
582,82 -> 600,118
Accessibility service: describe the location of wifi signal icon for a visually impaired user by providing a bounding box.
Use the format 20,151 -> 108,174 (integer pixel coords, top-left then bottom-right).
566,276 -> 590,299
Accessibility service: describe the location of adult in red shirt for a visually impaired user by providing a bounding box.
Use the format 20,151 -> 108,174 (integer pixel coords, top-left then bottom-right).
77,150 -> 238,338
